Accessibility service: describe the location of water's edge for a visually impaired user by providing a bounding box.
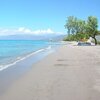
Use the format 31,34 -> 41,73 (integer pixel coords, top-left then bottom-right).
0,46 -> 52,71
0,45 -> 56,95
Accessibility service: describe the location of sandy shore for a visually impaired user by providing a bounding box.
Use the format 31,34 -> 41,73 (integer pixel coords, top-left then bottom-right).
1,45 -> 100,100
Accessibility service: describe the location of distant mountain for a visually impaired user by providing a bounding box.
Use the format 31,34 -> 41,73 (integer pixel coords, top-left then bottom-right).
48,35 -> 66,41
0,34 -> 66,41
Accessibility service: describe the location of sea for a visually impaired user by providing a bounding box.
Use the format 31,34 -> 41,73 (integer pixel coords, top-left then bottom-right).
0,40 -> 59,71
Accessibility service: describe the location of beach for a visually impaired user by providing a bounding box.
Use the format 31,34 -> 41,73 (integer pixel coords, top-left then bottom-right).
0,44 -> 100,100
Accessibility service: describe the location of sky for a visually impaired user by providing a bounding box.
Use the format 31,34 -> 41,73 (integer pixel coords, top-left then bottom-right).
0,0 -> 100,36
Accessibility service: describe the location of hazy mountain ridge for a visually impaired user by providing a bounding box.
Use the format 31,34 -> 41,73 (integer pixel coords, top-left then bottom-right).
0,33 -> 66,41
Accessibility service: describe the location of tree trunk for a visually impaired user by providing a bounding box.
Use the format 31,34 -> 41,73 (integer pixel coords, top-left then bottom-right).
94,37 -> 97,45
92,33 -> 97,45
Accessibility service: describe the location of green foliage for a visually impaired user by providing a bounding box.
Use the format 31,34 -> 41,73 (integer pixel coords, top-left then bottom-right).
86,16 -> 98,45
86,16 -> 98,36
97,31 -> 100,35
64,16 -> 86,35
64,16 -> 99,45
63,33 -> 89,41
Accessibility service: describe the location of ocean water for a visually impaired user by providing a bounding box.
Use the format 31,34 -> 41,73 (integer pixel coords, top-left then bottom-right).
0,40 -> 54,71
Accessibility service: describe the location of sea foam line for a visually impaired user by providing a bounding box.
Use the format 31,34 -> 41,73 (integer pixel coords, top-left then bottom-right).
0,46 -> 52,71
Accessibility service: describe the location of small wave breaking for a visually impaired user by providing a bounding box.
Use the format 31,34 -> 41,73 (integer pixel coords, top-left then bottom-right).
0,46 -> 52,71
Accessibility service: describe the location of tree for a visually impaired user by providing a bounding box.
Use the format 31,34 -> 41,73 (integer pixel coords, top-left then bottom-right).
64,16 -> 99,44
64,16 -> 77,35
86,16 -> 98,45
65,16 -> 86,35
97,31 -> 100,35
75,19 -> 86,34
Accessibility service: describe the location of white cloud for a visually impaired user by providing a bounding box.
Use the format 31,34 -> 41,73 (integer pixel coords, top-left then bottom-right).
18,27 -> 25,32
33,29 -> 54,35
18,27 -> 32,33
0,27 -> 63,36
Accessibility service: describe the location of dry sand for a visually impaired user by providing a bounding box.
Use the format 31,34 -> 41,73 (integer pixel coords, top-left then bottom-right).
0,45 -> 100,100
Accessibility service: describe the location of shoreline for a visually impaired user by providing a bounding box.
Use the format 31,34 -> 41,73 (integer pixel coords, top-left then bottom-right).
0,45 -> 52,71
0,44 -> 100,100
0,45 -> 55,95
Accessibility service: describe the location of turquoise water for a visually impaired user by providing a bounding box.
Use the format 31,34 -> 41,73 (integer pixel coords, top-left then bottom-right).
0,40 -> 53,71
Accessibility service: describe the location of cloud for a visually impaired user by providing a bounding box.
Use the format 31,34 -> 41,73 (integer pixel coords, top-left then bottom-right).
32,29 -> 54,34
18,27 -> 32,34
0,27 -> 63,36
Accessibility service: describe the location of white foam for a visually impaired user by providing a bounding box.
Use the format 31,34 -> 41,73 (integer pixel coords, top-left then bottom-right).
0,46 -> 52,71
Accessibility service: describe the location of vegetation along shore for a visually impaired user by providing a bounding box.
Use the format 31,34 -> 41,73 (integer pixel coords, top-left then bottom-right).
64,16 -> 100,45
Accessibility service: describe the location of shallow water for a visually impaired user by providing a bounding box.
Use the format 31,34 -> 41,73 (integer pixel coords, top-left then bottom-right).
0,40 -> 55,71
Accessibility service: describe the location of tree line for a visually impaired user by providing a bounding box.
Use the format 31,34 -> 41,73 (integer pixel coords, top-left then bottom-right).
64,16 -> 99,45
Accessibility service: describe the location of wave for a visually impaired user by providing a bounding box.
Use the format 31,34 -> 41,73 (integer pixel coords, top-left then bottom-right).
0,46 -> 52,71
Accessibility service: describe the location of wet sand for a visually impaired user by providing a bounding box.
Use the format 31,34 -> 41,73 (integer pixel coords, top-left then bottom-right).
0,45 -> 100,100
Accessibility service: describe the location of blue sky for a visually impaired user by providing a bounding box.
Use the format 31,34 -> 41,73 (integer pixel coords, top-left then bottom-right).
0,0 -> 100,36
